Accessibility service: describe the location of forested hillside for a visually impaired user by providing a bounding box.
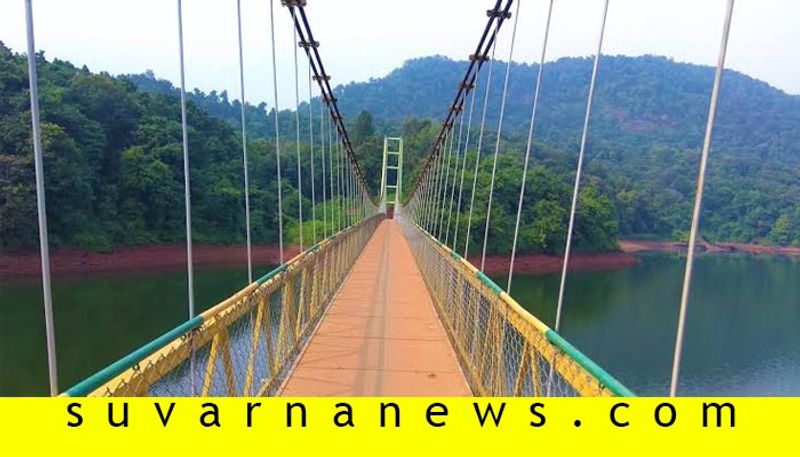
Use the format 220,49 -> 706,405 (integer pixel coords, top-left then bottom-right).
3,45 -> 799,254
1,45 -> 617,255
335,55 -> 800,244
0,44 -> 309,251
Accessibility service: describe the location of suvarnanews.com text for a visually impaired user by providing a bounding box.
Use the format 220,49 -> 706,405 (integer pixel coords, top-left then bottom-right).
64,400 -> 736,429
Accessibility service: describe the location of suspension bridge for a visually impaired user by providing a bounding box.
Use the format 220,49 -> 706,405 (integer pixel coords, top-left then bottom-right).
18,0 -> 738,398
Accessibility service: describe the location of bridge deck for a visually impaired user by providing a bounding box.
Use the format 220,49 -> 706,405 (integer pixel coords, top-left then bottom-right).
280,219 -> 471,396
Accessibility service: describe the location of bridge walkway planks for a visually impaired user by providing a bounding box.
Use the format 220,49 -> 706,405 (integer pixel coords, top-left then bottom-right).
280,219 -> 471,396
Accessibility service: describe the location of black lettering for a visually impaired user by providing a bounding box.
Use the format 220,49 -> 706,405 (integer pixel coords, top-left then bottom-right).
426,402 -> 448,427
380,402 -> 400,428
286,402 -> 307,427
200,402 -> 221,427
333,402 -> 354,427
473,402 -> 506,427
703,402 -> 735,428
108,402 -> 129,427
654,402 -> 676,427
529,402 -> 546,427
247,402 -> 262,427
154,402 -> 175,427
66,402 -> 82,427
610,402 -> 629,427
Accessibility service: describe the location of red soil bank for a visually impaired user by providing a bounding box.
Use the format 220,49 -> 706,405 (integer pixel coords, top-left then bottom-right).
472,251 -> 637,276
0,244 -> 301,279
4,237 -> 794,279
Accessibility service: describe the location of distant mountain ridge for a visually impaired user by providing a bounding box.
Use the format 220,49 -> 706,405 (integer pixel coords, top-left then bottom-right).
122,54 -> 800,245
334,55 -> 800,162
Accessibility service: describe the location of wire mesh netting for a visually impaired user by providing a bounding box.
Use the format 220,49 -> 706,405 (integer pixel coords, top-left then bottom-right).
398,216 -> 631,397
75,215 -> 382,397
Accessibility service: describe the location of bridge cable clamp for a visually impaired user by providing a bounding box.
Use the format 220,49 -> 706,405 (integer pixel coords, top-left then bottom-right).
299,40 -> 320,49
487,8 -> 512,19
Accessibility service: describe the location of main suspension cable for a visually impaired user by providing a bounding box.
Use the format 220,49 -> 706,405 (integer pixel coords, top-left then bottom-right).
405,0 -> 514,207
284,1 -> 372,198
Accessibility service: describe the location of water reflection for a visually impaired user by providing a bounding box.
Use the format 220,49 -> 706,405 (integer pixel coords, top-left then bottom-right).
2,253 -> 798,396
504,253 -> 800,395
0,266 -> 267,396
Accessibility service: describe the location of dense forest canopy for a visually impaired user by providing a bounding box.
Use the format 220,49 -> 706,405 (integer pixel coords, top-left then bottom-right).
0,43 -> 311,251
335,55 -> 800,245
2,44 -> 799,255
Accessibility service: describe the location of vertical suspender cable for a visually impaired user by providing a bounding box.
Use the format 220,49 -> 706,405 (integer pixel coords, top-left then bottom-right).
337,132 -> 342,230
293,25 -> 304,252
464,27 -> 499,258
428,142 -> 445,233
320,102 -> 328,237
421,158 -> 432,230
480,0 -> 520,272
445,100 -> 467,246
337,132 -> 343,230
307,65 -> 317,244
347,159 -> 353,226
269,0 -> 285,263
342,136 -> 347,227
437,126 -> 456,237
553,0 -> 609,333
417,180 -> 427,226
423,168 -> 434,231
24,0 -> 58,396
452,78 -> 479,249
435,132 -> 452,236
430,133 -> 445,235
507,0 -> 553,293
349,162 -> 353,225
333,126 -> 339,230
176,0 -> 196,396
176,0 -> 195,320
337,128 -> 341,229
670,0 -> 735,397
328,113 -> 335,232
236,0 -> 253,283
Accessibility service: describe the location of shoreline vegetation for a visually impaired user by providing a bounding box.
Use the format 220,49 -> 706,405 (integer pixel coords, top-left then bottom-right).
2,239 -> 797,280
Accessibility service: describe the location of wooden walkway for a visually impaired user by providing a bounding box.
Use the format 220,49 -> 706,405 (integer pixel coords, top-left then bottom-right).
280,219 -> 471,396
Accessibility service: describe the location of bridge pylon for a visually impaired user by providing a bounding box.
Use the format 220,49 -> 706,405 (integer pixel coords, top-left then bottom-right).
379,136 -> 403,217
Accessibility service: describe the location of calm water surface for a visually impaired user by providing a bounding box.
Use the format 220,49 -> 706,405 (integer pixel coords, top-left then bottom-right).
0,265 -> 273,396
501,253 -> 800,396
2,253 -> 798,396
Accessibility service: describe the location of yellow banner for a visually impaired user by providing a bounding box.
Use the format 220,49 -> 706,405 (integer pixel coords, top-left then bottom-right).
1,398 -> 794,456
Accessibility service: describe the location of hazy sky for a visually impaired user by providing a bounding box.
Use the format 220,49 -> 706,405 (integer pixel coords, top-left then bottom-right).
1,0 -> 798,111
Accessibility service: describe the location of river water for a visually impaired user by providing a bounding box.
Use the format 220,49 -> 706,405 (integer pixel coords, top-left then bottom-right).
1,253 -> 798,396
